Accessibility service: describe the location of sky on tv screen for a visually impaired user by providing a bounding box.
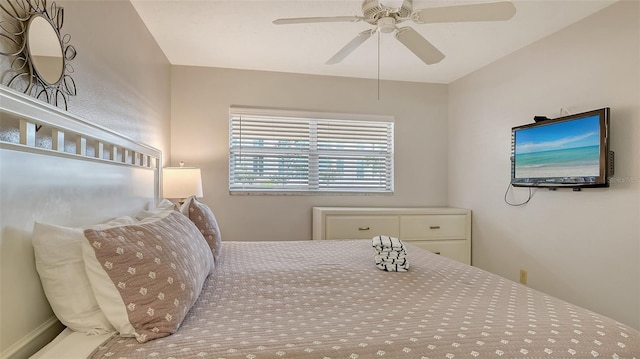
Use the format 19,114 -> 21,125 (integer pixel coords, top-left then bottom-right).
515,115 -> 600,155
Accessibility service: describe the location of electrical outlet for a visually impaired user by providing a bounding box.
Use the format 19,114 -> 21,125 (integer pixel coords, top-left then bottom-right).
519,269 -> 528,285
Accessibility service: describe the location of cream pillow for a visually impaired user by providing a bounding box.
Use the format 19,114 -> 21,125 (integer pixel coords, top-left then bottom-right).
32,216 -> 136,334
82,211 -> 214,343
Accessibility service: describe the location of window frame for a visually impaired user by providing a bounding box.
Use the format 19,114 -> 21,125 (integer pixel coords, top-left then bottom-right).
229,106 -> 394,195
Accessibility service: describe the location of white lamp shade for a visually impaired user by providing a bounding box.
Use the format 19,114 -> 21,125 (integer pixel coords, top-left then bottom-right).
162,167 -> 203,199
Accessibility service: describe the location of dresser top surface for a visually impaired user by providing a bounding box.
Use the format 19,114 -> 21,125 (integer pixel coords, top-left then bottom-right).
313,207 -> 471,215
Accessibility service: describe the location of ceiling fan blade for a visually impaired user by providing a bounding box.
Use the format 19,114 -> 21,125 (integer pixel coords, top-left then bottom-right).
326,30 -> 374,65
273,16 -> 363,25
395,27 -> 445,65
414,1 -> 516,23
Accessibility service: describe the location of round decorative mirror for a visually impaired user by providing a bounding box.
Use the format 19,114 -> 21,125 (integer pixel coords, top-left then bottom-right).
0,0 -> 77,109
28,15 -> 64,85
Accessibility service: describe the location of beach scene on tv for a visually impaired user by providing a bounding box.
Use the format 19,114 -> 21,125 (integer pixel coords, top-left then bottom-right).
514,115 -> 601,179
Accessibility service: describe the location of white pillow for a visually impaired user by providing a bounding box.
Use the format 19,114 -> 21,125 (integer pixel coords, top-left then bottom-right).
32,216 -> 136,334
135,199 -> 177,221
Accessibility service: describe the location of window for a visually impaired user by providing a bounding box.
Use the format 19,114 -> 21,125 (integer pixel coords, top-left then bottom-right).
229,107 -> 394,194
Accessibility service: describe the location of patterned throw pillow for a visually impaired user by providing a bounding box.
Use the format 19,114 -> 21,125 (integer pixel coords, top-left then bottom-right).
82,211 -> 214,343
182,196 -> 222,262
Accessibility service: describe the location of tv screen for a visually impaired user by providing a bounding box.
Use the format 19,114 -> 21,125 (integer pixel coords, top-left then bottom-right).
511,108 -> 611,188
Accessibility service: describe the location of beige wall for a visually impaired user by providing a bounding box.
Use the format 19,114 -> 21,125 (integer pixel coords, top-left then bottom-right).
0,0 -> 171,156
0,1 -> 171,356
57,0 -> 171,156
448,1 -> 639,329
170,66 -> 448,241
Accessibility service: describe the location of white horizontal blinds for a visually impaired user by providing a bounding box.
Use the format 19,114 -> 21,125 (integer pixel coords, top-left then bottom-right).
229,109 -> 393,193
316,120 -> 393,191
230,115 -> 310,190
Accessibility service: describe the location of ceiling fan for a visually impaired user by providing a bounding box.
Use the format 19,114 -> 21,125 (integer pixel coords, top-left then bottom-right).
273,0 -> 516,66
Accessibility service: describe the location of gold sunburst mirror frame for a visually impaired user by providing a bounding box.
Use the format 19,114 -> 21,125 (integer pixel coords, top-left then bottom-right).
1,0 -> 77,109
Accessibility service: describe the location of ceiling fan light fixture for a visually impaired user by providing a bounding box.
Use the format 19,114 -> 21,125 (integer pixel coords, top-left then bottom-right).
378,17 -> 397,33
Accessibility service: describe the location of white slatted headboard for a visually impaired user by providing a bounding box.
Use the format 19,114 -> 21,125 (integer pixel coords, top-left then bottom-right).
0,86 -> 162,358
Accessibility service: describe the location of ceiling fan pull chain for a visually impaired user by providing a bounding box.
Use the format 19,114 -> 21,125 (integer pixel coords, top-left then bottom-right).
377,30 -> 380,101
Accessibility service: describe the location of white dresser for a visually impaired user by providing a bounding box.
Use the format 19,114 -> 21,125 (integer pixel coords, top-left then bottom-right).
312,207 -> 472,265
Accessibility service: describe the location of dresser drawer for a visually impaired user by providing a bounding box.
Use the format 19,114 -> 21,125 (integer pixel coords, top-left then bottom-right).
325,215 -> 400,239
401,215 -> 467,240
405,240 -> 470,264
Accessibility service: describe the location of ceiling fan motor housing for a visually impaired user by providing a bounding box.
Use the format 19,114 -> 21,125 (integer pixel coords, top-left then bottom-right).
362,0 -> 413,25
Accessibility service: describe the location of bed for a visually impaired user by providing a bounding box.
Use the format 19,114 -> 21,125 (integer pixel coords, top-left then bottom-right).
2,86 -> 639,359
35,239 -> 640,358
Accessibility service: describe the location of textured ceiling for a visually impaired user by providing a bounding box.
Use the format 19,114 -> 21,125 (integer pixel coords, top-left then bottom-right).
131,0 -> 617,84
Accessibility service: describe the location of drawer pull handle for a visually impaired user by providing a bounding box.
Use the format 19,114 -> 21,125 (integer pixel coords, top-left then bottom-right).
434,251 -> 441,255
358,226 -> 370,231
429,226 -> 441,230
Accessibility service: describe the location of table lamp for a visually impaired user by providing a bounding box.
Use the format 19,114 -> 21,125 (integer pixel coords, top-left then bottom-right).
162,161 -> 203,204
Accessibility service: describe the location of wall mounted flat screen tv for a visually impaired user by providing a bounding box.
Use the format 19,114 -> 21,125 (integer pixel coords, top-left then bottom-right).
511,108 -> 611,188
